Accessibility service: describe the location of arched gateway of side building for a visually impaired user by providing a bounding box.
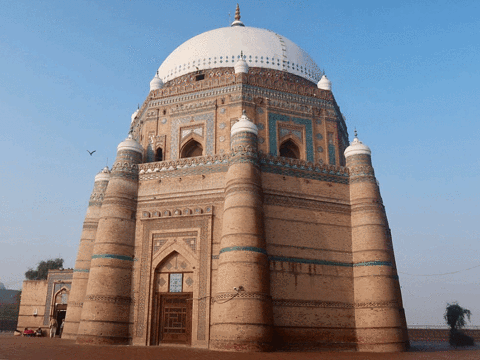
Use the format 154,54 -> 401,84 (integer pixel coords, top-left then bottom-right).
62,5 -> 409,352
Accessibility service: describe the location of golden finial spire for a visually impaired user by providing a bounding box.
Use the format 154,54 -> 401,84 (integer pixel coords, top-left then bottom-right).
235,4 -> 241,21
231,4 -> 245,27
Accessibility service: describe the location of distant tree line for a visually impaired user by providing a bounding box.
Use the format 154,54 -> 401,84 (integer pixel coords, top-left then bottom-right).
25,258 -> 64,280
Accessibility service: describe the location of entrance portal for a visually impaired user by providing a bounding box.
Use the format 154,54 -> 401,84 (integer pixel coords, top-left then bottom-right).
157,293 -> 192,345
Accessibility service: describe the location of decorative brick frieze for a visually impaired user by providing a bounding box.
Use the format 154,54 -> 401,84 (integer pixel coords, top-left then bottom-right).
140,206 -> 212,219
212,292 -> 272,304
69,302 -> 84,308
273,299 -> 352,308
91,254 -> 134,261
138,152 -> 349,183
264,193 -> 350,214
84,295 -> 132,304
272,299 -> 399,309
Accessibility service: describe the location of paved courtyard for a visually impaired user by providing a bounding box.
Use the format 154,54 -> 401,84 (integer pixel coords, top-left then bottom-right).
1,334 -> 480,360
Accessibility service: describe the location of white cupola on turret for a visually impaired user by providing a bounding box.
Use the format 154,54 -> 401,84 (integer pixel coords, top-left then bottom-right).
234,53 -> 249,74
317,75 -> 332,91
230,110 -> 258,136
231,110 -> 258,136
131,106 -> 139,123
117,133 -> 144,154
150,71 -> 164,91
94,166 -> 111,182
344,130 -> 371,158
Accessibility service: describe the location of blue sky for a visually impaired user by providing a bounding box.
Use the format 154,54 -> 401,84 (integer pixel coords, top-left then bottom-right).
0,0 -> 479,326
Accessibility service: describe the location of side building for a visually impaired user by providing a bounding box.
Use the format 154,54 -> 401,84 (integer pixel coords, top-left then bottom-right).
17,270 -> 72,336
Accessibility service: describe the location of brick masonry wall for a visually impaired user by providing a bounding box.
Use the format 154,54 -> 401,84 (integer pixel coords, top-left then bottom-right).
408,329 -> 480,341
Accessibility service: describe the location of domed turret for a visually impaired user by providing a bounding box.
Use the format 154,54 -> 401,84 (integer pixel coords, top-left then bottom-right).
150,72 -> 164,91
94,167 -> 111,182
231,110 -> 258,136
344,131 -> 371,158
117,133 -> 143,154
131,106 -> 139,123
317,75 -> 332,90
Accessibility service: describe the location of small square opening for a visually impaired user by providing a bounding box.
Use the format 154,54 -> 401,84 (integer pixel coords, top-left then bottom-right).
195,74 -> 205,81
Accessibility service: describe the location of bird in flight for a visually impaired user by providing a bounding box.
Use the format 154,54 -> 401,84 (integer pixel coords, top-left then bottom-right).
87,150 -> 96,156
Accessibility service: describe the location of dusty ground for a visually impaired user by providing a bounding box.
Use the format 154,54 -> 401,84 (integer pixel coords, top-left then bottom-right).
1,334 -> 480,360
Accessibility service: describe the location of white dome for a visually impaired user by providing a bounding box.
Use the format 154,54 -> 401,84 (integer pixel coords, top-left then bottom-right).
344,136 -> 371,158
317,75 -> 331,90
118,134 -> 143,154
157,26 -> 322,84
231,111 -> 258,136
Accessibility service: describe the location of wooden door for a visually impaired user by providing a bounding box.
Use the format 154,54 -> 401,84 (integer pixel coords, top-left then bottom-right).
159,294 -> 192,344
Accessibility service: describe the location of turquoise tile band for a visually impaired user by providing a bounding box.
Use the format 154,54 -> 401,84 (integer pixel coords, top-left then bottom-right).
353,261 -> 392,267
73,269 -> 90,273
219,246 -> 268,255
269,256 -> 392,268
92,254 -> 134,261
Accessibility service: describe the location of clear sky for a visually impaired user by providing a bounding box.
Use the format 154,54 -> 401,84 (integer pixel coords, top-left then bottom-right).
0,0 -> 479,326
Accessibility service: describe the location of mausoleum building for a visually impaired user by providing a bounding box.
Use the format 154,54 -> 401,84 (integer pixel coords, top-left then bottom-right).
62,6 -> 409,352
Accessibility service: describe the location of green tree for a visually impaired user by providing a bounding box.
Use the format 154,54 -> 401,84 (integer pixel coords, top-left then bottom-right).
444,302 -> 472,331
444,302 -> 474,347
25,258 -> 64,280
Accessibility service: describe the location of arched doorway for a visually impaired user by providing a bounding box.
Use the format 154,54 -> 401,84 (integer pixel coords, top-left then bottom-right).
155,147 -> 163,162
52,287 -> 69,336
279,139 -> 300,159
151,252 -> 194,345
180,139 -> 203,158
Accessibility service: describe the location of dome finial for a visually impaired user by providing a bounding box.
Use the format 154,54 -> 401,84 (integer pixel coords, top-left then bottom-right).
231,4 -> 245,27
354,128 -> 358,138
235,4 -> 241,21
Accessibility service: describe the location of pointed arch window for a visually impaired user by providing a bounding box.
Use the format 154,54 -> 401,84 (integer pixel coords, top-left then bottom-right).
279,139 -> 300,159
180,139 -> 203,158
155,148 -> 163,162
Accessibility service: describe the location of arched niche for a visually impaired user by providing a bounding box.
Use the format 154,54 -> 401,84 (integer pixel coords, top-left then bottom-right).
279,138 -> 301,159
180,138 -> 203,158
155,251 -> 195,294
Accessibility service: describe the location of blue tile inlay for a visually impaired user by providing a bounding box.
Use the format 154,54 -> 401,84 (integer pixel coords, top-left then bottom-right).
91,254 -> 134,261
219,246 -> 268,255
268,113 -> 314,162
353,261 -> 393,267
328,144 -> 336,165
73,269 -> 90,273
146,143 -> 154,163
